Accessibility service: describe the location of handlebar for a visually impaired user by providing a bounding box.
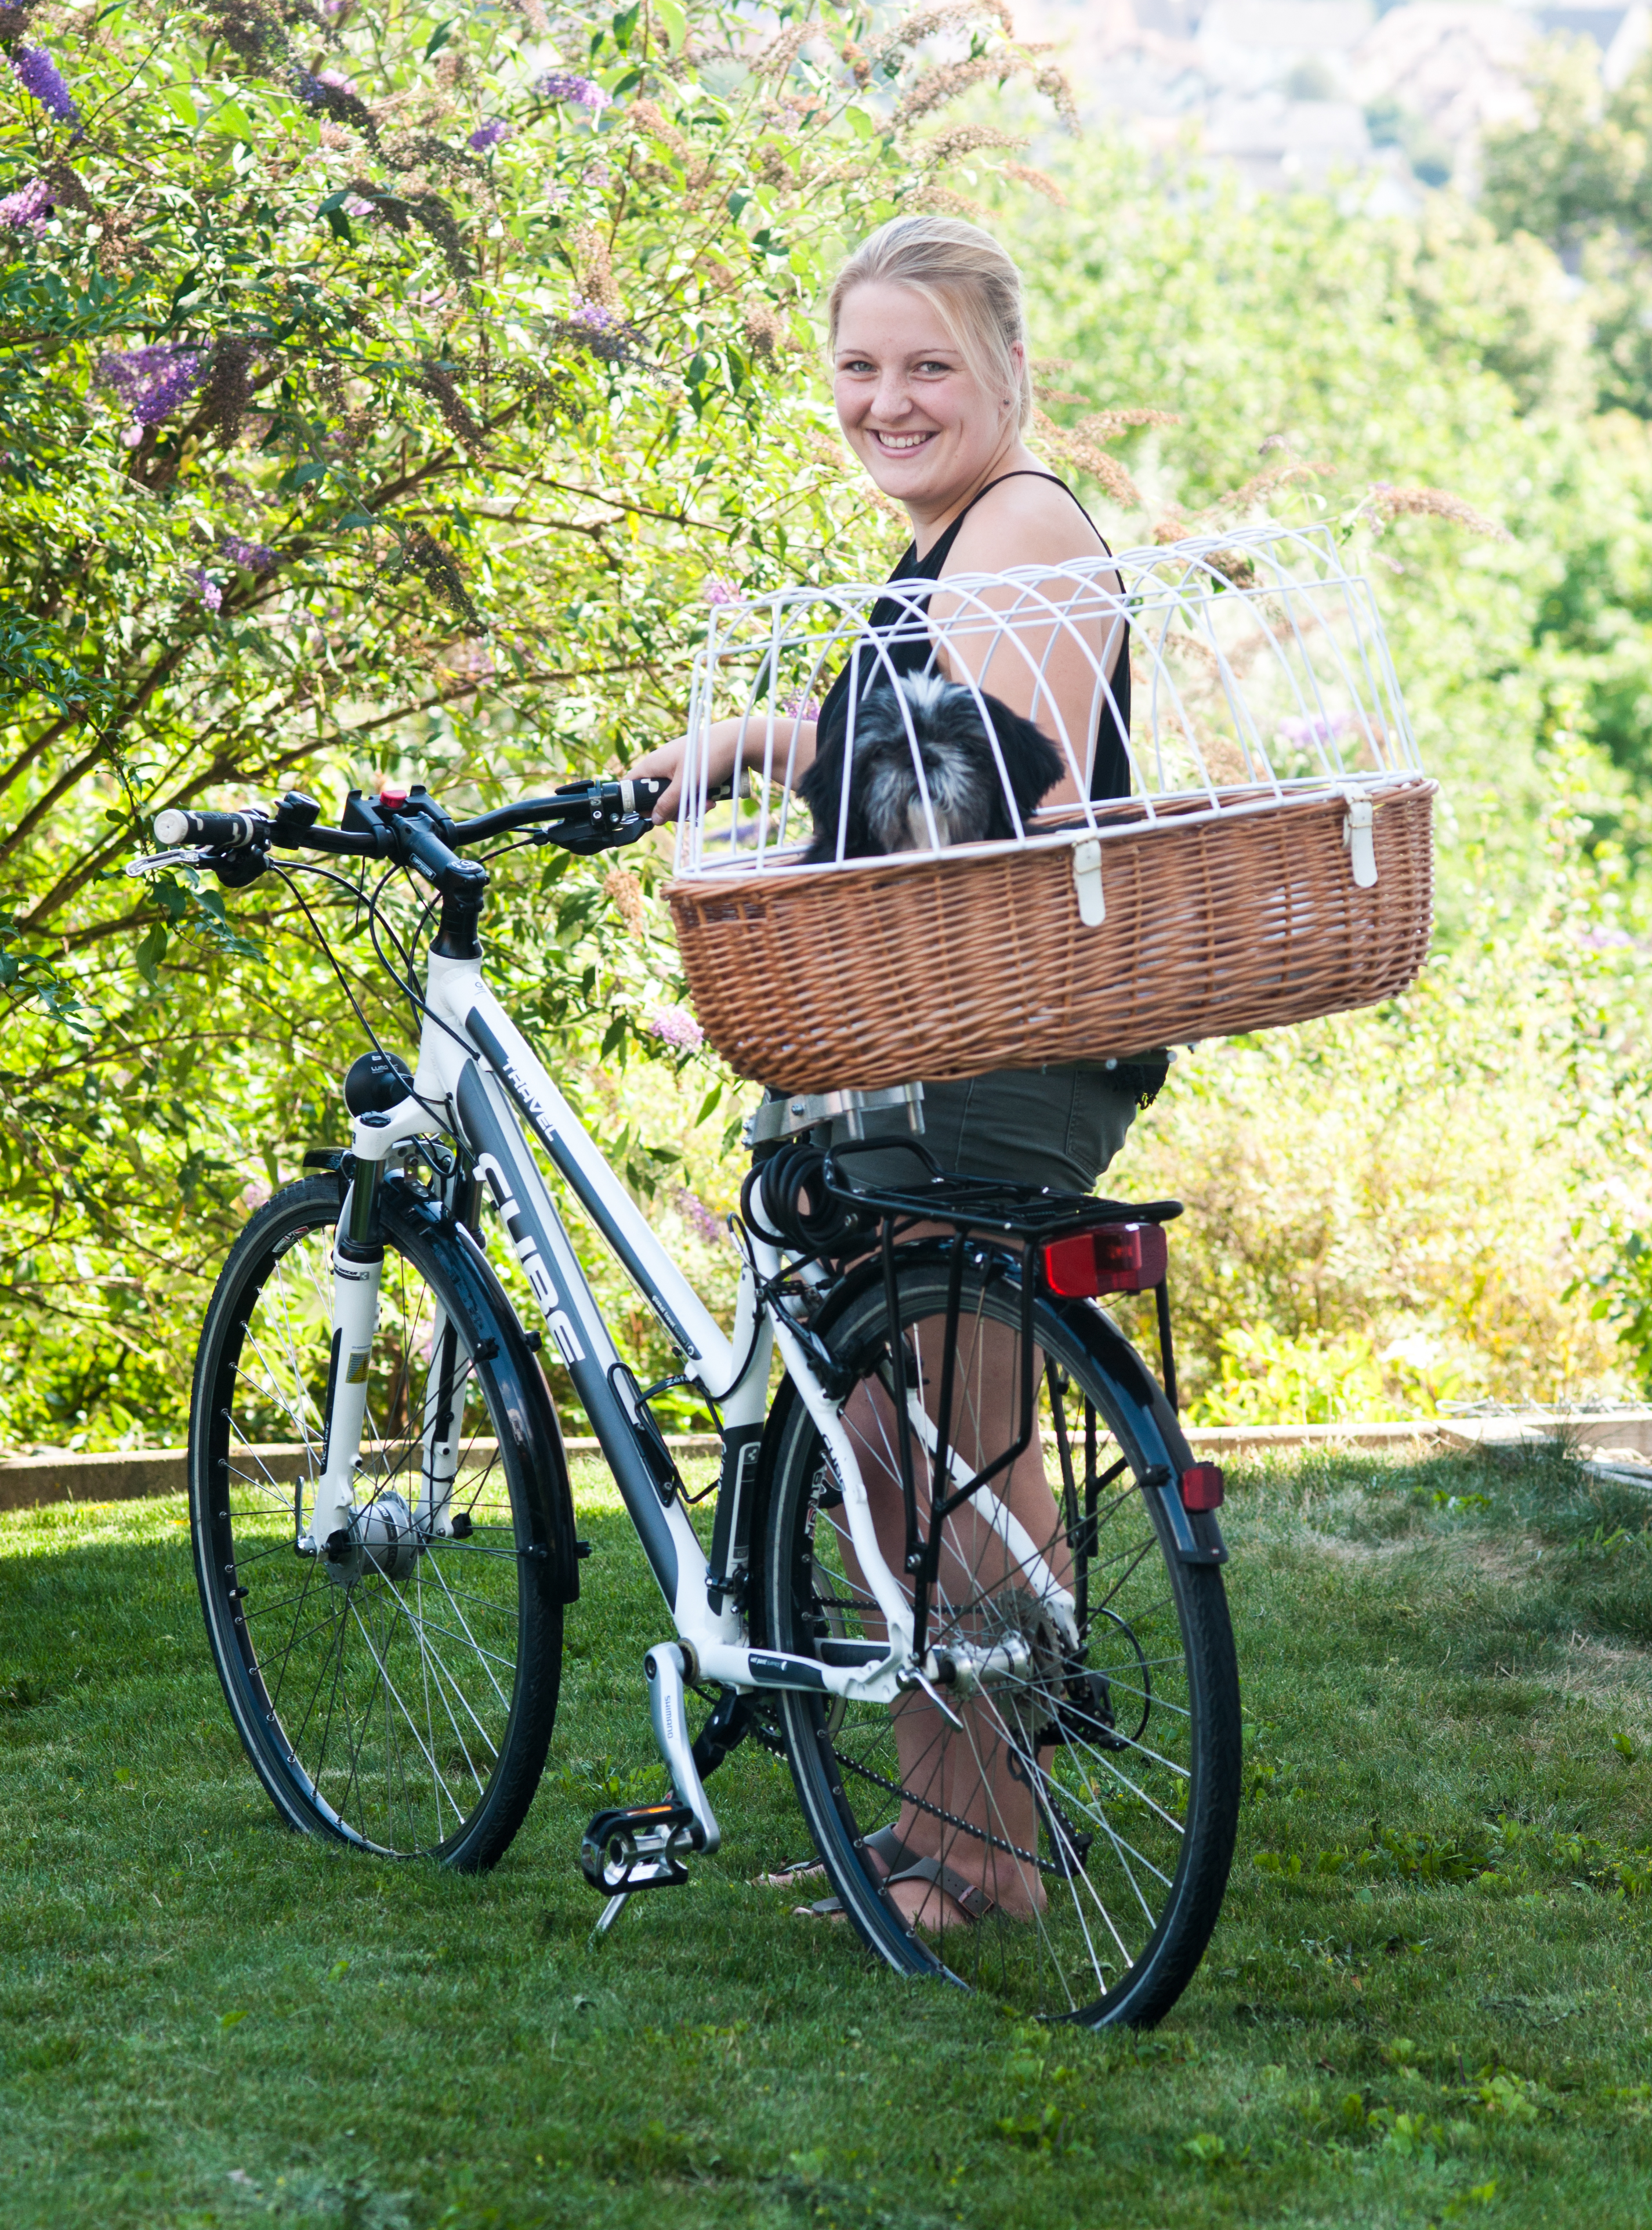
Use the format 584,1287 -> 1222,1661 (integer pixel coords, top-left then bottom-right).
138,777 -> 669,888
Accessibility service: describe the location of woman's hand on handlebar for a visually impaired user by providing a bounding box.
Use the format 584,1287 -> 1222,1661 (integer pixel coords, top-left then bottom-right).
627,721 -> 742,824
628,716 -> 819,823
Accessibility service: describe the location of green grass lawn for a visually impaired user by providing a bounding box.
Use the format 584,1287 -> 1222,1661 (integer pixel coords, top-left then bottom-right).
2,1440 -> 1651,2228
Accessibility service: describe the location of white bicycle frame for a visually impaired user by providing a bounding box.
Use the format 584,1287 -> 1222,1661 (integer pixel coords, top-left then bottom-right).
309,947 -> 1075,1729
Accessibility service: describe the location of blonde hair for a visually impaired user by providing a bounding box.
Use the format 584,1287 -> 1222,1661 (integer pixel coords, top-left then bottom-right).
827,213 -> 1034,430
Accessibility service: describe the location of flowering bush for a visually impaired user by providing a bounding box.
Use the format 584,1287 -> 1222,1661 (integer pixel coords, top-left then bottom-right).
0,0 -> 1071,1444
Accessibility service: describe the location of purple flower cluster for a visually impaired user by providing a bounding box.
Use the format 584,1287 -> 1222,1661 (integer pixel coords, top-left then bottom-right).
647,1005 -> 704,1051
469,118 -> 512,152
702,577 -> 738,607
569,294 -> 620,331
220,535 -> 276,573
98,345 -> 205,426
187,568 -> 223,613
781,690 -> 822,722
534,70 -> 610,111
675,1189 -> 727,1247
342,194 -> 375,218
0,177 -> 50,231
10,48 -> 80,129
1279,710 -> 1358,750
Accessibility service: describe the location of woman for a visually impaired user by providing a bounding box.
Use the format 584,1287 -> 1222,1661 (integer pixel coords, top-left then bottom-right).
635,212 -> 1167,1178
632,215 -> 1166,1931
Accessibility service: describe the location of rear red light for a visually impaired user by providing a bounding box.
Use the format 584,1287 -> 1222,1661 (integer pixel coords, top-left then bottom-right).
1042,1221 -> 1168,1297
1180,1463 -> 1224,1512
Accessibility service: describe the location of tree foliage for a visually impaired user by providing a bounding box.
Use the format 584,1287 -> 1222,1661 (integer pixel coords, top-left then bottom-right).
0,0 -> 1070,1446
1482,35 -> 1652,422
2,2 -> 1649,1446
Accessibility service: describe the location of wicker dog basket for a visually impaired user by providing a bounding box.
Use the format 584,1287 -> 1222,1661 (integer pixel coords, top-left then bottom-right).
665,524 -> 1434,1095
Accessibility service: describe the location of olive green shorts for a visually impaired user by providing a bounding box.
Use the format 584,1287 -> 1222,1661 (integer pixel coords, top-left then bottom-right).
829,1062 -> 1148,1196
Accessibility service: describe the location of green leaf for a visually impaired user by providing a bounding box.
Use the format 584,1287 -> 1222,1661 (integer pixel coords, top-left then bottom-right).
324,208 -> 354,245
423,17 -> 454,60
612,5 -> 639,50
218,2008 -> 249,2032
653,0 -> 687,55
133,923 -> 167,986
210,100 -> 256,141
163,87 -> 196,131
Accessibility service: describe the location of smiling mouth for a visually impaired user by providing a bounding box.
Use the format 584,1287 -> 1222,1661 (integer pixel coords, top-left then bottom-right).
871,429 -> 935,452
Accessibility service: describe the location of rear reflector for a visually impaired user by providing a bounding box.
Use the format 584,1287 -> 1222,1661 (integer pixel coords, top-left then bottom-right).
1180,1464 -> 1225,1512
1042,1221 -> 1168,1297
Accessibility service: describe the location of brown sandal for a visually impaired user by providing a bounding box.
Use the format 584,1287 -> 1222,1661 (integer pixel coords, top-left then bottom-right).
799,1829 -> 995,1926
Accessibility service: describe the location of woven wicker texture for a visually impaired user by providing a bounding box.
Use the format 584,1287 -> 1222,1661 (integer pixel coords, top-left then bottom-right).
666,774 -> 1434,1094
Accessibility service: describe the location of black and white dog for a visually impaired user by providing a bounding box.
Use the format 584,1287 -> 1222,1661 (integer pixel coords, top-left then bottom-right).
798,671 -> 1066,864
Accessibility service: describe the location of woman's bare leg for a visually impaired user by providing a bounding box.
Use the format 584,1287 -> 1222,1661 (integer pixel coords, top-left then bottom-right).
835,1309 -> 1070,1926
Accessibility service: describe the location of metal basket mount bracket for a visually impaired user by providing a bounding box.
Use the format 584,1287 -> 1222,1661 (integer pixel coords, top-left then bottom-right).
745,1081 -> 926,1149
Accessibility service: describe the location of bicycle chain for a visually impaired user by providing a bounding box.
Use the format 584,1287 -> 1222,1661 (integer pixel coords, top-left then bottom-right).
831,1744 -> 1056,1878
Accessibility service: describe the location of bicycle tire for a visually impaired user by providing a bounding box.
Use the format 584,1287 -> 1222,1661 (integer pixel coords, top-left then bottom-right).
759,1247 -> 1240,2025
189,1173 -> 570,1866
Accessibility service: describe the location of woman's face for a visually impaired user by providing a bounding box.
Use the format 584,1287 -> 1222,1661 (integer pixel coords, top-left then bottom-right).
832,280 -> 1019,517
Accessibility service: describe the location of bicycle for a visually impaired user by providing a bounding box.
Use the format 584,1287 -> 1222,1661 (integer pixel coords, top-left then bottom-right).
140,774 -> 1241,2026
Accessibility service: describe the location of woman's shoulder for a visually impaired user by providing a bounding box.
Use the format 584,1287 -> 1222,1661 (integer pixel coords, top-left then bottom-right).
943,468 -> 1107,577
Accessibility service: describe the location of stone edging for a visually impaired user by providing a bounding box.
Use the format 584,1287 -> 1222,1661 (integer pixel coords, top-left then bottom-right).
2,1412 -> 1647,1512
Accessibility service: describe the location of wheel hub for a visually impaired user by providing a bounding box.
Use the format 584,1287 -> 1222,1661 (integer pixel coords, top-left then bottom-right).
325,1489 -> 423,1587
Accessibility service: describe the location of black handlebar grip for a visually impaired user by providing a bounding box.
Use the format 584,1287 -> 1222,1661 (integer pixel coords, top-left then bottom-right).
154,806 -> 263,849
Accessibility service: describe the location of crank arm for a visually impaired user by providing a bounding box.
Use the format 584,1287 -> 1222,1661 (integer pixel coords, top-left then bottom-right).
646,1643 -> 720,1855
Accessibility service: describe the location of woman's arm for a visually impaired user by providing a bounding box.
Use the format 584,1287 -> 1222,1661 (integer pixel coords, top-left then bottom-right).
629,714 -> 818,824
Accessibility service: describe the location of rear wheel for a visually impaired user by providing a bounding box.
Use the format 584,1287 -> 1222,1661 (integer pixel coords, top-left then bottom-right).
762,1254 -> 1240,2025
188,1175 -> 561,1865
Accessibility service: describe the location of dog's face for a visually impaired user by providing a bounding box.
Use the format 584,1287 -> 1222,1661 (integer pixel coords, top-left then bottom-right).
856,674 -> 1002,852
800,672 -> 1066,862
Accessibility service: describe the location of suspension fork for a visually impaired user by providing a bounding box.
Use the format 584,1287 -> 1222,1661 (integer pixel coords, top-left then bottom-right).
303,1153 -> 387,1555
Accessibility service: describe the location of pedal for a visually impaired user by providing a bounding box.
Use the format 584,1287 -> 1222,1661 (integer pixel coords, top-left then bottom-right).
579,1801 -> 698,1894
578,1643 -> 722,1913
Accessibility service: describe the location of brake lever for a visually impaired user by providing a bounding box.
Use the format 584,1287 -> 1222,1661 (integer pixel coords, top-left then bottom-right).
125,847 -> 209,876
539,812 -> 657,856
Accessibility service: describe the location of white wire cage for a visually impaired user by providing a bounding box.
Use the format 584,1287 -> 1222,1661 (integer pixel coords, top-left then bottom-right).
665,520 -> 1435,1095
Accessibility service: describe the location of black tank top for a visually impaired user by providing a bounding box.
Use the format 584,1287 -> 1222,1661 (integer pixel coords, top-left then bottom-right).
813,471 -> 1131,801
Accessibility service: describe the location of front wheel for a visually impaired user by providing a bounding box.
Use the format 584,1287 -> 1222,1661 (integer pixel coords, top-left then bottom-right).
761,1252 -> 1240,2025
188,1175 -> 563,1865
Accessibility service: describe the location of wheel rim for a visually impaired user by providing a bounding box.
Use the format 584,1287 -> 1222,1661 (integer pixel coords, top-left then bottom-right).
200,1198 -> 531,1858
782,1275 -> 1205,2019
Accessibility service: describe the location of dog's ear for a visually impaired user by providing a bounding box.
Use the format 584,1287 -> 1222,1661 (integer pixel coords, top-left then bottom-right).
797,723 -> 842,861
977,689 -> 1067,809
